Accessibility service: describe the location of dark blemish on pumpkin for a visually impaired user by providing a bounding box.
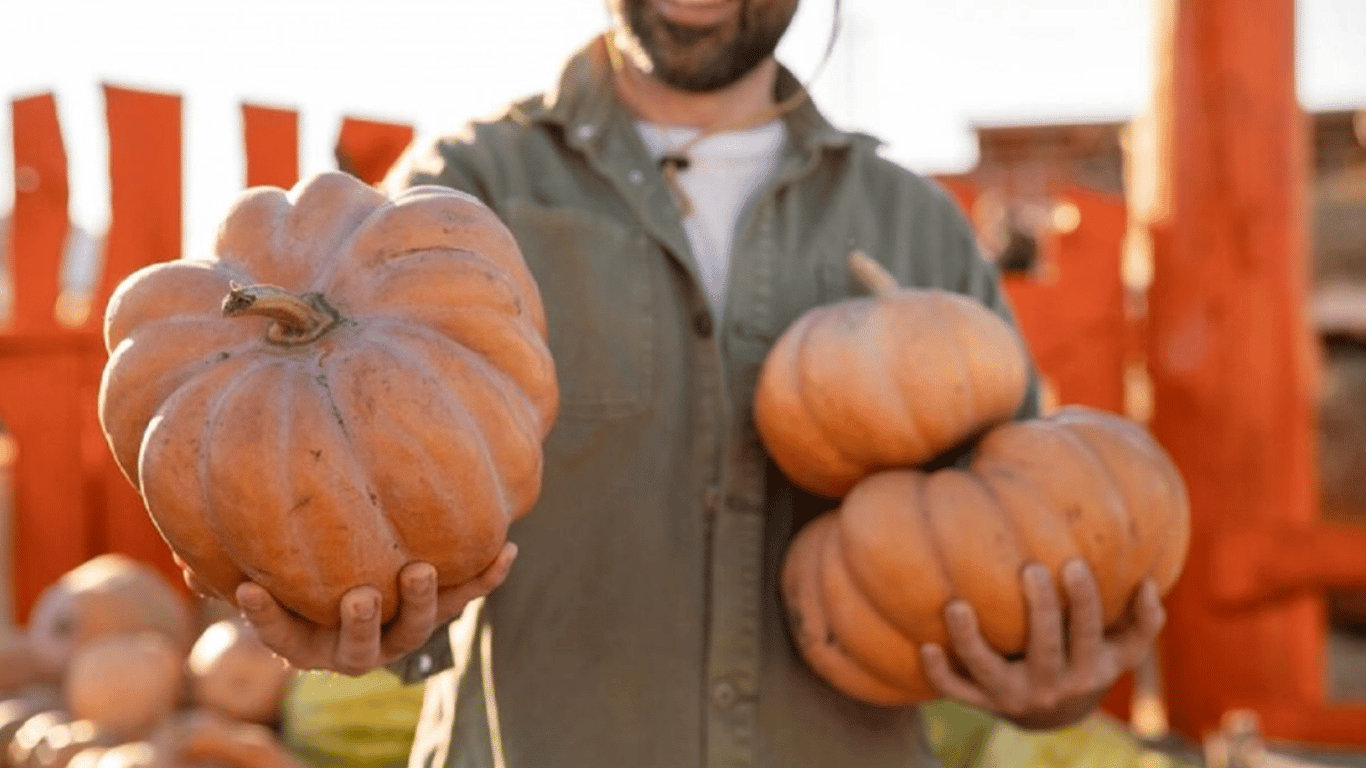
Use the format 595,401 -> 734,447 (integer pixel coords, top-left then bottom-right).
217,351 -> 231,362
52,616 -> 74,637
368,490 -> 380,506
310,449 -> 322,461
290,496 -> 312,512
1065,505 -> 1083,522
311,373 -> 350,435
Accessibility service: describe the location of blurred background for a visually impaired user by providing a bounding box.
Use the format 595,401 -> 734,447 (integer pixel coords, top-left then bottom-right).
1,1 -> 1365,767
1,0 -> 1363,259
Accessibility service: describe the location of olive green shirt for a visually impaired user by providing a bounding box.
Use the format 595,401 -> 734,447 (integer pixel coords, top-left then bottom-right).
383,37 -> 1036,768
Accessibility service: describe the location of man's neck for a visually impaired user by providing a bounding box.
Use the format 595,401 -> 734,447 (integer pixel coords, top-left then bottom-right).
612,55 -> 780,131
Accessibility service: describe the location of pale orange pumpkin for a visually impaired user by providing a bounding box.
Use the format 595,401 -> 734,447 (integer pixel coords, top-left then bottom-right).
98,171 -> 559,626
7,715 -> 112,768
782,406 -> 1190,705
64,633 -> 183,741
754,252 -> 1031,499
187,619 -> 291,725
0,692 -> 62,767
26,554 -> 194,679
151,710 -> 306,768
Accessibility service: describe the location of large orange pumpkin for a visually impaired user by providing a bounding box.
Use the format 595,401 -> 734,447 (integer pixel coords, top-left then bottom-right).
98,171 -> 559,626
754,252 -> 1031,499
782,406 -> 1190,706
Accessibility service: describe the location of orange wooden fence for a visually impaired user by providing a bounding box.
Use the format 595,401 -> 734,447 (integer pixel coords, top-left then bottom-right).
2,86 -> 413,622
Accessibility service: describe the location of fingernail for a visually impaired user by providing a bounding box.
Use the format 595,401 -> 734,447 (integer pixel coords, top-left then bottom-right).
405,564 -> 437,594
947,601 -> 972,625
1026,564 -> 1050,588
238,585 -> 266,611
353,597 -> 378,622
1064,559 -> 1089,584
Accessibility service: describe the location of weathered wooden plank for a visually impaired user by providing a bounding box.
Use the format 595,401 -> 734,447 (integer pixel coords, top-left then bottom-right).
0,353 -> 93,622
243,103 -> 299,189
335,116 -> 414,185
8,93 -> 68,333
1003,185 -> 1129,413
92,85 -> 182,322
88,85 -> 183,584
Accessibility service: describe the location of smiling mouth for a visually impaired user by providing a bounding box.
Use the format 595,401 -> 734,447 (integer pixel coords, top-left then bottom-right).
656,0 -> 739,25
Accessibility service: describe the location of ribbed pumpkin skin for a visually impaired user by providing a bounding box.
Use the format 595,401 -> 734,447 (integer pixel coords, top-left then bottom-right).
754,258 -> 1030,499
98,172 -> 559,626
781,406 -> 1190,705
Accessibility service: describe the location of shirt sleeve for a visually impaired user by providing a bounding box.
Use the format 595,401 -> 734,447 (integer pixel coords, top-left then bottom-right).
384,626 -> 457,683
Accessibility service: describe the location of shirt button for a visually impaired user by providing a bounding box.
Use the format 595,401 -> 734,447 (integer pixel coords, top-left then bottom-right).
703,486 -> 721,512
692,310 -> 714,338
628,169 -> 644,184
575,123 -> 596,140
416,653 -> 433,674
711,680 -> 737,708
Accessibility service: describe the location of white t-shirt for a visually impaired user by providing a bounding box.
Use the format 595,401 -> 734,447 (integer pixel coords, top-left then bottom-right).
635,120 -> 787,314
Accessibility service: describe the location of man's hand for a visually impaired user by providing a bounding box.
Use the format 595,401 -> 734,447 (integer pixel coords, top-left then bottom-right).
919,559 -> 1165,730
193,543 -> 517,676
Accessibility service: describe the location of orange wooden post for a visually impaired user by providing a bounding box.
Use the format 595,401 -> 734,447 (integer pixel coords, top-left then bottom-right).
3,94 -> 97,621
1139,0 -> 1366,742
242,103 -> 299,189
82,85 -> 185,587
335,116 -> 414,185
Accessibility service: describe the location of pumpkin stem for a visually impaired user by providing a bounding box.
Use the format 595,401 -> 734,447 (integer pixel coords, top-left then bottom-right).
848,251 -> 901,297
222,284 -> 342,345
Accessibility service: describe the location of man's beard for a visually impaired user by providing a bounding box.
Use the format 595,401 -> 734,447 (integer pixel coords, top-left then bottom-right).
616,0 -> 796,93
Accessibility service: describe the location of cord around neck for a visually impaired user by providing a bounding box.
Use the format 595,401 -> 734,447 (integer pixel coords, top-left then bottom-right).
603,31 -> 819,219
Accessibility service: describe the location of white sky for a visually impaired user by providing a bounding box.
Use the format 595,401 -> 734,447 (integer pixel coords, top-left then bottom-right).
1,0 -> 1365,262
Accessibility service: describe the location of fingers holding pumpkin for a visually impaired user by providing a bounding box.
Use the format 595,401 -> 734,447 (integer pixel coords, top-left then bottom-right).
236,581 -> 329,670
1109,577 -> 1166,670
380,543 -> 518,660
235,543 -> 518,675
434,542 -> 519,620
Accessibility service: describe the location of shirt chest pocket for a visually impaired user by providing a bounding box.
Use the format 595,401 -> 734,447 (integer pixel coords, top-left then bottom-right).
501,200 -> 657,420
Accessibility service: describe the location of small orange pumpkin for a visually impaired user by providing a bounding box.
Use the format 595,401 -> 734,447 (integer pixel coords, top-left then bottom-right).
754,252 -> 1030,498
26,554 -> 194,679
187,619 -> 292,725
782,406 -> 1190,705
98,172 -> 559,626
64,633 -> 183,741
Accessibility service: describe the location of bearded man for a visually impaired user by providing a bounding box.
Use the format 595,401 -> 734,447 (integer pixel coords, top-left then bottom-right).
234,1 -> 1166,765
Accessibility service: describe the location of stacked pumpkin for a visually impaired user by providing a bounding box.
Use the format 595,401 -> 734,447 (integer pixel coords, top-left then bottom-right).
0,554 -> 302,768
97,171 -> 558,626
757,252 -> 1190,706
